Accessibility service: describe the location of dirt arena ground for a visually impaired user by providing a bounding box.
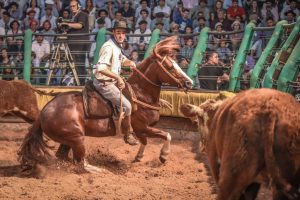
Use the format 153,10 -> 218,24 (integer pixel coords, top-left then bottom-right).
0,122 -> 271,200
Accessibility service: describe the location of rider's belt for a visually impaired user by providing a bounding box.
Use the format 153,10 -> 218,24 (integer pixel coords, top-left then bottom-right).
97,79 -> 114,83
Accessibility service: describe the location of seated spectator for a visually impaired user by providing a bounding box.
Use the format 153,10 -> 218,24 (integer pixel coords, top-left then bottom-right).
280,0 -> 299,21
41,20 -> 55,43
31,32 -> 50,84
180,25 -> 194,46
212,0 -> 226,17
198,51 -> 229,90
0,12 -> 14,33
172,1 -> 184,22
118,0 -> 135,29
210,9 -> 231,31
194,16 -> 207,33
190,0 -> 210,22
180,37 -> 194,60
175,8 -> 193,33
285,10 -> 297,24
151,12 -> 169,32
23,9 -> 38,30
26,0 -> 41,20
246,0 -> 262,23
135,9 -> 151,29
169,22 -> 180,34
153,20 -> 168,39
59,8 -> 70,19
96,9 -> 112,29
261,0 -> 279,24
129,50 -> 141,65
226,0 -> 246,22
0,48 -> 16,80
40,6 -> 57,30
216,39 -> 232,64
13,51 -> 24,77
229,20 -> 243,52
135,0 -> 151,20
7,20 -> 23,53
178,56 -> 190,72
111,11 -> 123,27
153,0 -> 171,19
8,2 -> 22,20
208,22 -> 228,50
223,0 -> 243,9
104,0 -> 117,20
131,20 -> 151,51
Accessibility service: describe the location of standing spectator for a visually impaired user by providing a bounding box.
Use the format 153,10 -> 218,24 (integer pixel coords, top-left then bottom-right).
153,0 -> 171,25
8,2 -> 22,20
31,33 -> 50,84
261,0 -> 279,24
180,37 -> 194,60
227,0 -> 246,22
7,20 -> 23,53
280,0 -> 299,21
135,0 -> 151,20
135,9 -> 151,29
229,20 -> 243,52
198,51 -> 229,90
62,0 -> 89,85
118,0 -> 135,29
175,8 -> 193,34
190,0 -> 210,22
26,0 -> 41,20
84,0 -> 96,31
131,20 -> 151,51
40,6 -> 57,30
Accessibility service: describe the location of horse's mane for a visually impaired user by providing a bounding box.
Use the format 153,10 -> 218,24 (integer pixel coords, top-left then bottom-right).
136,36 -> 180,72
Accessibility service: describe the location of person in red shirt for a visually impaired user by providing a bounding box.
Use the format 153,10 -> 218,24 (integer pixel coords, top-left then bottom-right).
226,0 -> 246,22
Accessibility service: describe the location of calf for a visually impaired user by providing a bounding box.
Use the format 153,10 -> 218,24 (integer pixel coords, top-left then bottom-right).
180,88 -> 300,200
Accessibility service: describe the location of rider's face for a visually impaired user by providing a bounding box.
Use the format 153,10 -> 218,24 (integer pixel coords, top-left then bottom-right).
113,28 -> 126,44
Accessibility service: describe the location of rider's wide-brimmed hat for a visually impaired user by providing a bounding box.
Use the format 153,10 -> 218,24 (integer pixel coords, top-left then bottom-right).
108,20 -> 131,32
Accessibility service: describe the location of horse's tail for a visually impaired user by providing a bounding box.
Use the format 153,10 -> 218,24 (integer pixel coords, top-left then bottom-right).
18,116 -> 52,171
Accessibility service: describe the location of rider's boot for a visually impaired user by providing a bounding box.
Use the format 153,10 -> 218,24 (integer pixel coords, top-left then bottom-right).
122,116 -> 139,146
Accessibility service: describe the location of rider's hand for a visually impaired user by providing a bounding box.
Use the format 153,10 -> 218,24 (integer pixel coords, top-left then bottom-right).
117,77 -> 125,90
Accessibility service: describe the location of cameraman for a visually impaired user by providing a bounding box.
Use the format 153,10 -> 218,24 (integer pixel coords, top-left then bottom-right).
58,0 -> 89,85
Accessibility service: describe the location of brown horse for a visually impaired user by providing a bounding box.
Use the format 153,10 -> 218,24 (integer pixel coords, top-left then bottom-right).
18,36 -> 193,173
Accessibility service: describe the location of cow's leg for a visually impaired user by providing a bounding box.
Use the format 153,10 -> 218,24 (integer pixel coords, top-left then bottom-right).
56,144 -> 71,161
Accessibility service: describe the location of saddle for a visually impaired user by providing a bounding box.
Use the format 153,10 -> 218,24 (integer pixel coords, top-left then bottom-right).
82,80 -> 137,119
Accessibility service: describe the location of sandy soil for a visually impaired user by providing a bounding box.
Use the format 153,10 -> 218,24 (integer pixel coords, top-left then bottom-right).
0,123 -> 271,200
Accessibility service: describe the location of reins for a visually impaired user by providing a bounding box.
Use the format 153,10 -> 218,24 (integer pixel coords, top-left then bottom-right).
132,67 -> 160,87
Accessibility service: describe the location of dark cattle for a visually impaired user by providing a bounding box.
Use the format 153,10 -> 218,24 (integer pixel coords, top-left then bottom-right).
180,88 -> 300,200
0,80 -> 55,123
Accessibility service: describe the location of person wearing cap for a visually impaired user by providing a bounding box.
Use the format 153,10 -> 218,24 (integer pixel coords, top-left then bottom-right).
40,6 -> 57,30
131,19 -> 151,51
59,0 -> 89,85
93,19 -> 139,146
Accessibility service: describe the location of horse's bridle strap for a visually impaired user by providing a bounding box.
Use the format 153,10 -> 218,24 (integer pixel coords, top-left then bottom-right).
132,97 -> 160,111
132,67 -> 160,87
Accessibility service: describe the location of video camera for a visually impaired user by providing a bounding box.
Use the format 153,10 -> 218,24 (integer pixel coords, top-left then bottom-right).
56,17 -> 72,33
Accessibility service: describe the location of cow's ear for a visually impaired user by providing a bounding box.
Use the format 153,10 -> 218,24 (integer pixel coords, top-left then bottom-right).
180,104 -> 201,118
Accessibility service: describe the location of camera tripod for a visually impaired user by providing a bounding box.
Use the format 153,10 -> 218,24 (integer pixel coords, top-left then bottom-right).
46,34 -> 80,86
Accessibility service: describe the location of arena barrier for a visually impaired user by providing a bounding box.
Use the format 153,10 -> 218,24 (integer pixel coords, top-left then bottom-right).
34,87 -> 235,117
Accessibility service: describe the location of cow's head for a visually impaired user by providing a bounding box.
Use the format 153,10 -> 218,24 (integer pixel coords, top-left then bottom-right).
180,99 -> 224,152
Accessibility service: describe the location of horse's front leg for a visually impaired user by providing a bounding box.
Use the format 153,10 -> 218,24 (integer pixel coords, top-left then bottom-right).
135,127 -> 171,163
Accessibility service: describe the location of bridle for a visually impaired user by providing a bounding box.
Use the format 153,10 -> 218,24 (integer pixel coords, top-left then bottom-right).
132,55 -> 184,89
130,55 -> 185,111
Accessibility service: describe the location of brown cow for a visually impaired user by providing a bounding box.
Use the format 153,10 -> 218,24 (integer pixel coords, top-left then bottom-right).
180,88 -> 300,200
0,80 -> 56,123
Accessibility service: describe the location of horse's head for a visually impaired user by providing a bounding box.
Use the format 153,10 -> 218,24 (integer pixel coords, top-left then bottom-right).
151,36 -> 193,90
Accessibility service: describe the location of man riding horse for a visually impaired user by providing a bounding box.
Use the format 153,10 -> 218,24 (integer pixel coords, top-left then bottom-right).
93,19 -> 139,146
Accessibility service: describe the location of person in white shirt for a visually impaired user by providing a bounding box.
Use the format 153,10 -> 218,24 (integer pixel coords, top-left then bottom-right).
93,19 -> 139,146
40,6 -> 57,30
131,20 -> 151,51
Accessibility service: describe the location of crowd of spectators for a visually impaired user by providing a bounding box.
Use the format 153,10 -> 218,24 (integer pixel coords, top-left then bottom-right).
0,0 -> 298,86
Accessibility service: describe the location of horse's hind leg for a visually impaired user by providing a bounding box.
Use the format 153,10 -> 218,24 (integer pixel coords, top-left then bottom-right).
56,144 -> 71,161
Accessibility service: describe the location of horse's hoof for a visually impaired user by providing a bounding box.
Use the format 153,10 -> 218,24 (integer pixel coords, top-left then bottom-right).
133,158 -> 142,163
159,156 -> 167,164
